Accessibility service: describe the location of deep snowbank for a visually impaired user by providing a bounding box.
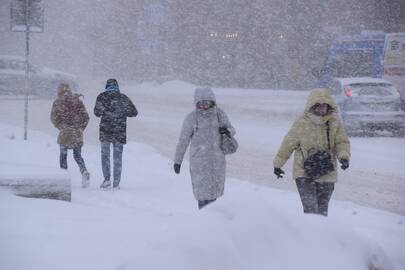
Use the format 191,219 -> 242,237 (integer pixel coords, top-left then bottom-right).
0,124 -> 403,270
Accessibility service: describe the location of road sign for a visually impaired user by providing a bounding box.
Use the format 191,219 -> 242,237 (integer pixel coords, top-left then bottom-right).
11,0 -> 44,33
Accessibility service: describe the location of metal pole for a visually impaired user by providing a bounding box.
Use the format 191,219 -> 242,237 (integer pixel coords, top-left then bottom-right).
24,0 -> 30,140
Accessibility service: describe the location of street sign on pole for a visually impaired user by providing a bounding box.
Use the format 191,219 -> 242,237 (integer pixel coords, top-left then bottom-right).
10,0 -> 44,140
11,0 -> 44,33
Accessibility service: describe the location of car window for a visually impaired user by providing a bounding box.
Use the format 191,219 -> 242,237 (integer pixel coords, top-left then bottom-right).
346,83 -> 397,97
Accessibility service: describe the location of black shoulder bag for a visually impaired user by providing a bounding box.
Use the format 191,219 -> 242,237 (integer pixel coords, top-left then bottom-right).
217,111 -> 238,155
303,121 -> 334,179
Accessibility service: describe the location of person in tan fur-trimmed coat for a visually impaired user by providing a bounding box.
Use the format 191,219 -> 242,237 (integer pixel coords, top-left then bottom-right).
273,88 -> 350,216
51,83 -> 90,188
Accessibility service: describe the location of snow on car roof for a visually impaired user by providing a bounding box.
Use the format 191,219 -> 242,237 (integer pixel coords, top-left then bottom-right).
335,77 -> 393,86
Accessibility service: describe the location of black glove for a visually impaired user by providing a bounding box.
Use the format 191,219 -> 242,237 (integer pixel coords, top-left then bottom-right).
219,127 -> 230,136
174,163 -> 181,174
340,159 -> 349,170
274,168 -> 285,179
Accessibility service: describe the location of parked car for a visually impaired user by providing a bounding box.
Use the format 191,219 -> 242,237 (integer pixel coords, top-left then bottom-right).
328,77 -> 405,136
0,55 -> 78,98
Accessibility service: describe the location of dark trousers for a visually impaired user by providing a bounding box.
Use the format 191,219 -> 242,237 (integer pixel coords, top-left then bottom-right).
60,145 -> 87,173
101,141 -> 123,186
198,199 -> 217,210
295,177 -> 334,216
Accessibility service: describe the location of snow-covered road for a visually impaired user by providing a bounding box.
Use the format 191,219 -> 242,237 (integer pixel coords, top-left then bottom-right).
0,80 -> 404,214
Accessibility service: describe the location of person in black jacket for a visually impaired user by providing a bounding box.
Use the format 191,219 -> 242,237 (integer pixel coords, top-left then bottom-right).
94,79 -> 138,189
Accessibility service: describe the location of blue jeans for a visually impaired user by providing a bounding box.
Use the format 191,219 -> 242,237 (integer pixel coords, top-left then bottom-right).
60,145 -> 87,173
101,142 -> 123,187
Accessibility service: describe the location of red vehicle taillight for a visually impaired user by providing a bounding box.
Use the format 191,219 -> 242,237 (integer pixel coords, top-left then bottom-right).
344,86 -> 352,97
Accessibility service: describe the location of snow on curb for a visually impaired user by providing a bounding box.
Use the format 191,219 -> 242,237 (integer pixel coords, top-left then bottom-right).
0,164 -> 71,201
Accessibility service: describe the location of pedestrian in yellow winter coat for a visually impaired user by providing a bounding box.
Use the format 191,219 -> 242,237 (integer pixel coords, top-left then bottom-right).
273,88 -> 350,216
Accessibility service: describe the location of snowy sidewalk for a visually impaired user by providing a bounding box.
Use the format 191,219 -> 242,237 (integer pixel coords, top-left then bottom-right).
1,80 -> 405,214
0,124 -> 404,270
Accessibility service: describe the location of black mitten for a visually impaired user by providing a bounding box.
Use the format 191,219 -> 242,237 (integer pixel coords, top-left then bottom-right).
219,127 -> 230,136
274,168 -> 285,179
174,163 -> 181,174
340,159 -> 349,170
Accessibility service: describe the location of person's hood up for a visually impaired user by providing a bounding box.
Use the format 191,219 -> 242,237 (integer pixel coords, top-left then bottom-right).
305,88 -> 339,113
57,83 -> 72,98
194,87 -> 216,105
105,78 -> 120,92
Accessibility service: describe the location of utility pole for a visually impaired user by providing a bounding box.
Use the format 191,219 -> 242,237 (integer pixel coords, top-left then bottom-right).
11,0 -> 44,140
23,0 -> 30,140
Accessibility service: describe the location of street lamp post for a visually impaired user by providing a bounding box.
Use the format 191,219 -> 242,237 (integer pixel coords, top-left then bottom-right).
23,0 -> 30,140
11,0 -> 44,140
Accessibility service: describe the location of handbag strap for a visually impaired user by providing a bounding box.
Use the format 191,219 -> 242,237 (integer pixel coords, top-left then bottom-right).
195,110 -> 198,131
216,108 -> 223,127
300,120 -> 331,160
194,107 -> 223,134
192,110 -> 199,139
326,121 -> 331,150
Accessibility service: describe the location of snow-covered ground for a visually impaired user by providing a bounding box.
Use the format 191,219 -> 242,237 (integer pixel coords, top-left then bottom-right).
0,123 -> 404,270
1,80 -> 404,214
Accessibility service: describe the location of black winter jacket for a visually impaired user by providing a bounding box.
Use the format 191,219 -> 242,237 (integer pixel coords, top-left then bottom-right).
94,91 -> 138,144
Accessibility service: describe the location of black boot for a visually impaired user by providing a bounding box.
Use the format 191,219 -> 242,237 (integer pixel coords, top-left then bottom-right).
198,199 -> 216,210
